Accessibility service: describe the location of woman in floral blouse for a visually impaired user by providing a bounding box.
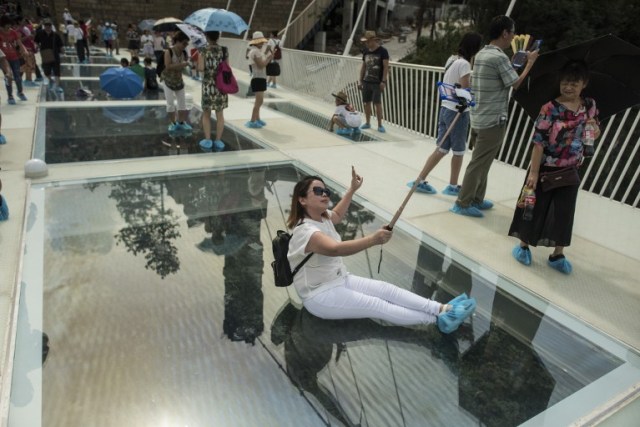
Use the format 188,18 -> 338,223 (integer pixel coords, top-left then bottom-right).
509,61 -> 600,274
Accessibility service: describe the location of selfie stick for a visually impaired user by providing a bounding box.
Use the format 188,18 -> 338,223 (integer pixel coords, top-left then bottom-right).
386,84 -> 474,230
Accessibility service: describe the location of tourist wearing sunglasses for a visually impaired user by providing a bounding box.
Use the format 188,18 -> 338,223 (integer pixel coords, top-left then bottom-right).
286,167 -> 475,333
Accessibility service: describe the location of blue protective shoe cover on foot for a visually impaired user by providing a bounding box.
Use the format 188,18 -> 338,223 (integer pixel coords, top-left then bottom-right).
0,195 -> 9,221
360,123 -> 371,129
213,140 -> 225,152
512,245 -> 532,266
437,296 -> 476,334
450,203 -> 484,217
199,139 -> 213,150
408,181 -> 436,194
548,257 -> 572,274
472,199 -> 494,210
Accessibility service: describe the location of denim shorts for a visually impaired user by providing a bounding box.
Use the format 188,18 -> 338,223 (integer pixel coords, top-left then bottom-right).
436,107 -> 470,155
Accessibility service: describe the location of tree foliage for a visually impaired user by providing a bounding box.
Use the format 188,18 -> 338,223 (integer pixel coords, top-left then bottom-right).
402,0 -> 640,66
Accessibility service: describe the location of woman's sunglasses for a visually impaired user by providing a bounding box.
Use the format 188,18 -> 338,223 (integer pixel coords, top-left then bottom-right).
310,186 -> 331,197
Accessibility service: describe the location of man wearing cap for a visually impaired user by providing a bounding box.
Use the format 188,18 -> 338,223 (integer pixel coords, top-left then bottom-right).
34,18 -> 64,92
329,91 -> 362,135
358,30 -> 389,133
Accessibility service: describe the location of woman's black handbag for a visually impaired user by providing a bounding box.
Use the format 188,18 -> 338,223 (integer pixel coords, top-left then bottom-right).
540,167 -> 580,192
266,61 -> 281,77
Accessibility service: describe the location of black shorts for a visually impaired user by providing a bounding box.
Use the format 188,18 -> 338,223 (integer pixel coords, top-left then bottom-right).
128,40 -> 140,50
42,61 -> 61,77
251,77 -> 267,93
361,81 -> 382,104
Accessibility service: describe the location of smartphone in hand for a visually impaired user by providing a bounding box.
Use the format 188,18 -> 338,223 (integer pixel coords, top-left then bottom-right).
512,39 -> 542,68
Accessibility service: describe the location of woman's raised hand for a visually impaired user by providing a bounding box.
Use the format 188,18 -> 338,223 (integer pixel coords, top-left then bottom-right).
351,165 -> 363,191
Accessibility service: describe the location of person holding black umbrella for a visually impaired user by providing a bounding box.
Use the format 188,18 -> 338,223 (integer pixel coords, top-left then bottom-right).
450,15 -> 538,218
509,61 -> 600,274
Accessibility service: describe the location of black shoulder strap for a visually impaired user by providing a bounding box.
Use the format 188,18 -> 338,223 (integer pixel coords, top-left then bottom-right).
291,252 -> 313,277
290,224 -> 313,277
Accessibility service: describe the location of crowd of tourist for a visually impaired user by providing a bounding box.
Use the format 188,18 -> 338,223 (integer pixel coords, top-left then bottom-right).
0,8 -> 599,285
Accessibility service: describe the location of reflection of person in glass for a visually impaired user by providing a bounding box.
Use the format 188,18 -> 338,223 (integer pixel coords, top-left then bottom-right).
286,167 -> 475,331
273,303 -> 460,426
209,170 -> 266,344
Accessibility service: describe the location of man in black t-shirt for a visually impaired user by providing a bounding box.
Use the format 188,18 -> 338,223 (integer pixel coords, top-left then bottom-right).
358,31 -> 389,133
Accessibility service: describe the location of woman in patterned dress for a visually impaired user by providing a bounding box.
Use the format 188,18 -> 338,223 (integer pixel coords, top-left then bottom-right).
198,31 -> 228,152
509,61 -> 600,274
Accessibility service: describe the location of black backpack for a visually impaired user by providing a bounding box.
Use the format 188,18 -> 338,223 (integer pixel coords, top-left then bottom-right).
271,230 -> 313,287
156,48 -> 187,78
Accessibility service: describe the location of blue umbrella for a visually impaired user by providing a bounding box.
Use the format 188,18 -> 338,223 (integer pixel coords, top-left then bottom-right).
102,106 -> 146,124
99,67 -> 144,99
138,19 -> 156,32
184,8 -> 248,35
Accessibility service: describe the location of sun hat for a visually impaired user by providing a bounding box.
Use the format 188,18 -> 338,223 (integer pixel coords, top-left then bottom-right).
249,31 -> 268,45
42,18 -> 53,25
331,91 -> 348,104
360,30 -> 380,42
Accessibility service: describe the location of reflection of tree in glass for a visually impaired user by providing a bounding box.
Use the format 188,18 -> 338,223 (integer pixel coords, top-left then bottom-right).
332,193 -> 376,241
109,180 -> 181,279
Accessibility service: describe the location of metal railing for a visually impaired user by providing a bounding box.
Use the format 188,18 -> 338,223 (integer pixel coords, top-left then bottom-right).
222,38 -> 640,208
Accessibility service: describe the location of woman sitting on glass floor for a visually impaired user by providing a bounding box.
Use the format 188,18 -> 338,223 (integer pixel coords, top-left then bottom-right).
286,167 -> 476,333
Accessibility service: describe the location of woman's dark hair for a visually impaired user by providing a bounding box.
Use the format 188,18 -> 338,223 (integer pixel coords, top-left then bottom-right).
205,31 -> 220,42
559,60 -> 590,83
488,15 -> 515,40
173,31 -> 189,43
287,175 -> 325,229
458,32 -> 483,62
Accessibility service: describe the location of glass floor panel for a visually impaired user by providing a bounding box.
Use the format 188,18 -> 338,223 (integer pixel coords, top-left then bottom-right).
61,55 -> 120,64
9,164 -> 639,426
266,102 -> 380,142
63,47 -> 106,56
39,79 -> 165,102
60,64 -> 117,78
36,105 -> 265,163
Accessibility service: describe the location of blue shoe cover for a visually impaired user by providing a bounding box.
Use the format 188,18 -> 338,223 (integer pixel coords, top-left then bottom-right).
378,126 -> 386,133
0,134 -> 6,144
199,139 -> 213,150
473,199 -> 494,210
360,123 -> 371,129
213,140 -> 225,152
0,195 -> 9,221
336,128 -> 351,135
447,293 -> 468,306
450,203 -> 484,218
548,256 -> 572,274
245,121 -> 262,128
512,245 -> 532,266
442,185 -> 461,196
408,180 -> 436,194
437,297 -> 476,334
256,119 -> 266,126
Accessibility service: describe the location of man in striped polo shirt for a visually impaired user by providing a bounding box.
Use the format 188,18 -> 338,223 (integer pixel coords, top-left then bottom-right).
451,15 -> 538,218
